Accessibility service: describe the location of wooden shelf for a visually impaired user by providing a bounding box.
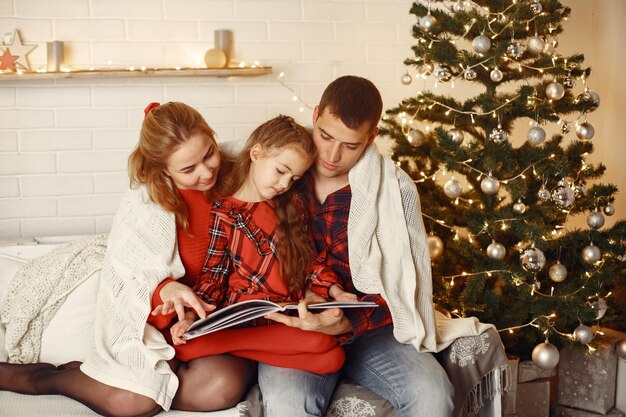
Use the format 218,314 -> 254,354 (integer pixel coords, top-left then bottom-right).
0,66 -> 272,82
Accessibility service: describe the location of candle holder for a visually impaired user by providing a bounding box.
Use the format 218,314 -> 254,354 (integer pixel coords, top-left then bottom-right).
46,41 -> 64,72
214,30 -> 233,67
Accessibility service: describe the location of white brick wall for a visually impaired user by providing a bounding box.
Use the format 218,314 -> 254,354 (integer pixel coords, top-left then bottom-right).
0,0 -> 623,238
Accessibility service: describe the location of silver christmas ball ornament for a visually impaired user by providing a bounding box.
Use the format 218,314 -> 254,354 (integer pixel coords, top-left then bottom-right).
452,0 -> 464,13
527,125 -> 546,146
407,128 -> 426,147
486,240 -> 506,260
616,340 -> 626,360
419,14 -> 438,32
546,81 -> 565,100
443,178 -> 463,199
448,128 -> 465,145
481,176 -> 500,195
587,295 -> 608,320
490,67 -> 503,83
603,204 -> 615,216
587,210 -> 605,230
527,36 -> 545,55
427,234 -> 444,260
573,325 -> 594,344
401,73 -> 413,85
563,75 -> 576,89
472,35 -> 491,54
582,243 -> 602,264
513,200 -> 526,215
576,122 -> 595,140
520,246 -> 546,272
583,90 -> 601,106
530,0 -> 543,14
435,65 -> 452,82
538,185 -> 551,201
464,68 -> 477,81
548,261 -> 568,282
552,184 -> 575,209
532,342 -> 560,370
506,41 -> 525,60
489,125 -> 508,144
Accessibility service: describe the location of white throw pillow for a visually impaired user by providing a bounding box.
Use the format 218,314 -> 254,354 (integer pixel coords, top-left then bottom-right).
0,242 -> 100,365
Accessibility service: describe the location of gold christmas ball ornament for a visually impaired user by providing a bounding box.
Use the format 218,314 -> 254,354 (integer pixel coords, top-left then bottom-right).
204,48 -> 227,68
573,325 -> 594,344
532,342 -> 560,370
545,81 -> 565,100
548,261 -> 568,283
576,122 -> 595,140
486,240 -> 506,260
427,234 -> 444,260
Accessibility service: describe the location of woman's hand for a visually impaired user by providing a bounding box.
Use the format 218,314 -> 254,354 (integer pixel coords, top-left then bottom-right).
151,281 -> 214,321
170,311 -> 197,345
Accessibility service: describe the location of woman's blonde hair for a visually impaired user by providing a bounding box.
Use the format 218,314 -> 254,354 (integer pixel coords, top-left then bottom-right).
221,115 -> 318,294
128,101 -> 229,229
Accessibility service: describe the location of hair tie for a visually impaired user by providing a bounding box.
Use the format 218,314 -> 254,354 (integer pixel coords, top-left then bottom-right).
144,102 -> 160,118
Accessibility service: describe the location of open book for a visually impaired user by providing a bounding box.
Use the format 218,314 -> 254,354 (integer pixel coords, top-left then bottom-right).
183,299 -> 378,340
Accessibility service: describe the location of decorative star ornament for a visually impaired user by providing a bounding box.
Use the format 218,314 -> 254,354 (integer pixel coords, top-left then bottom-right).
1,30 -> 37,70
0,48 -> 19,71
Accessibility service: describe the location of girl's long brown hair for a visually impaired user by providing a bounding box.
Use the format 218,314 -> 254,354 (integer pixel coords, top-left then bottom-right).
128,101 -> 231,229
221,115 -> 318,294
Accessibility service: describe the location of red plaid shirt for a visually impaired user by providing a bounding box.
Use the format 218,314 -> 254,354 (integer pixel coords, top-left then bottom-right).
299,176 -> 393,343
194,193 -> 339,311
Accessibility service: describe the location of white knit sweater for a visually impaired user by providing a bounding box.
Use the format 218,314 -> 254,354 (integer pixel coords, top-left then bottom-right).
348,145 -> 492,352
80,185 -> 185,411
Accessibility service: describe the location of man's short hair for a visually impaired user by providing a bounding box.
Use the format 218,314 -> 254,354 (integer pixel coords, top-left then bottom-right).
318,75 -> 383,132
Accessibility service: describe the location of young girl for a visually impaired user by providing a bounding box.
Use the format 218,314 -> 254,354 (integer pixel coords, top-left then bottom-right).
0,102 -> 254,416
151,115 -> 355,374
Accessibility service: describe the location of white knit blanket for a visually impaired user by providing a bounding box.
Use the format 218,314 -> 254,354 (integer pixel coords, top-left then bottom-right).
1,235 -> 107,364
348,145 -> 492,352
79,186 -> 185,411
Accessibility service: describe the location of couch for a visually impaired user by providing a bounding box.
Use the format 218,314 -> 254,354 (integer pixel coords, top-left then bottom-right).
0,236 -> 507,417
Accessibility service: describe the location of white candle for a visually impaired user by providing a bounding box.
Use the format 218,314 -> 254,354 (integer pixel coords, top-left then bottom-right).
47,41 -> 64,72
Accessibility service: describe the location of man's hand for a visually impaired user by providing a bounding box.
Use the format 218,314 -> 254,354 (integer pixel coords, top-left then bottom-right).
151,281 -> 214,321
265,300 -> 353,336
329,285 -> 358,302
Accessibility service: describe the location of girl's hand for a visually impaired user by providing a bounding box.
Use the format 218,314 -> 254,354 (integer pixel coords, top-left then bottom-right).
151,281 -> 214,321
170,311 -> 197,345
329,285 -> 358,302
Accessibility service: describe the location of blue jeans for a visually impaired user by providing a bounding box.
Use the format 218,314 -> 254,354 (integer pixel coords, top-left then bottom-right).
258,326 -> 454,417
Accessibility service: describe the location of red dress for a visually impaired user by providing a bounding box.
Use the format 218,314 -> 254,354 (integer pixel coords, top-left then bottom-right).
148,189 -> 344,374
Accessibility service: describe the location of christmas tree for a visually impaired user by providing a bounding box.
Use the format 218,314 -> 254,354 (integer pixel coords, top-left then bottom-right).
379,0 -> 625,362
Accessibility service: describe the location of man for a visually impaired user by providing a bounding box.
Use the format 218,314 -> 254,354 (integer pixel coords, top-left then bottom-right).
262,75 -> 455,417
